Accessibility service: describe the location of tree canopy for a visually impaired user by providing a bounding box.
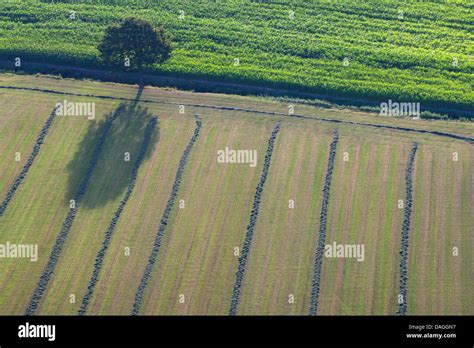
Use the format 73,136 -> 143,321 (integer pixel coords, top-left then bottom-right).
98,17 -> 172,71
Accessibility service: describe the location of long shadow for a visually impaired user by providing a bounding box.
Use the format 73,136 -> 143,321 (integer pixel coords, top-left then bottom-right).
64,102 -> 159,209
132,83 -> 144,108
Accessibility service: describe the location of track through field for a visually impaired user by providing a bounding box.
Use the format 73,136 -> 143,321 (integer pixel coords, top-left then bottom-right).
0,86 -> 472,145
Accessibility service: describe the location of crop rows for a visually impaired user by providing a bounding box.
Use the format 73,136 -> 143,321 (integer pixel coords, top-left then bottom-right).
25,109 -> 120,315
0,0 -> 472,111
309,129 -> 339,316
132,114 -> 202,315
1,86 -> 472,144
78,117 -> 157,315
0,106 -> 57,217
397,142 -> 418,316
229,123 -> 281,316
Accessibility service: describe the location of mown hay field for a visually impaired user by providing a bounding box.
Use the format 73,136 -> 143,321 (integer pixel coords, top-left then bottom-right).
0,74 -> 472,315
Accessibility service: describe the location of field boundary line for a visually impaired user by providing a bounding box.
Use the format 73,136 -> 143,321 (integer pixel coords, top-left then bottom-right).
25,109 -> 120,315
0,61 -> 472,118
132,114 -> 202,315
309,129 -> 339,315
397,142 -> 418,315
229,122 -> 281,315
0,106 -> 58,217
78,117 -> 157,315
0,86 -> 472,145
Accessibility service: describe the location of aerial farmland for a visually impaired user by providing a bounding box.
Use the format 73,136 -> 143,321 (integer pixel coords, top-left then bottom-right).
0,73 -> 472,318
0,0 -> 472,337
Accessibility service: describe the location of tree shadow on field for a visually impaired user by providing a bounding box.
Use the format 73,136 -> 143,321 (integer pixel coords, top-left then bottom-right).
64,100 -> 159,210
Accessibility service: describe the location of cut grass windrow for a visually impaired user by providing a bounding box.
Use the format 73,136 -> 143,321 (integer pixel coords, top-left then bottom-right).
398,142 -> 418,316
132,114 -> 202,315
78,117 -> 157,316
24,110 -> 119,315
0,86 -> 472,145
309,129 -> 339,316
229,123 -> 281,316
0,106 -> 57,217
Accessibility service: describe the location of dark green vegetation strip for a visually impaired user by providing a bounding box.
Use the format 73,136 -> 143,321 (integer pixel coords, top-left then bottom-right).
78,117 -> 157,316
0,0 -> 472,110
229,123 -> 281,316
25,109 -> 119,315
0,106 -> 57,217
132,114 -> 202,315
1,86 -> 472,144
309,129 -> 339,316
397,142 -> 418,316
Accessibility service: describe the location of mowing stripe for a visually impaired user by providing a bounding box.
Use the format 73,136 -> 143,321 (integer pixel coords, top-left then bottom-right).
229,123 -> 281,316
309,129 -> 339,316
132,114 -> 202,315
78,117 -> 157,315
0,86 -> 472,145
25,110 -> 119,315
0,106 -> 58,217
397,142 -> 418,315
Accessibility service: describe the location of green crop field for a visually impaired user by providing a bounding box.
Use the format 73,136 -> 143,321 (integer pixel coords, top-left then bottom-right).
0,74 -> 472,317
0,0 -> 473,114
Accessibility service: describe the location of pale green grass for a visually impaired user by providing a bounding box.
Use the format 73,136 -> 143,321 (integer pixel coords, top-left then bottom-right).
0,106 -> 114,313
140,117 -> 273,314
0,75 -> 471,315
238,123 -> 332,314
0,93 -> 52,196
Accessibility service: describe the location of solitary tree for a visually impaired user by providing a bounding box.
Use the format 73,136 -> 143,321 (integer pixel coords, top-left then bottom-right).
98,17 -> 172,72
